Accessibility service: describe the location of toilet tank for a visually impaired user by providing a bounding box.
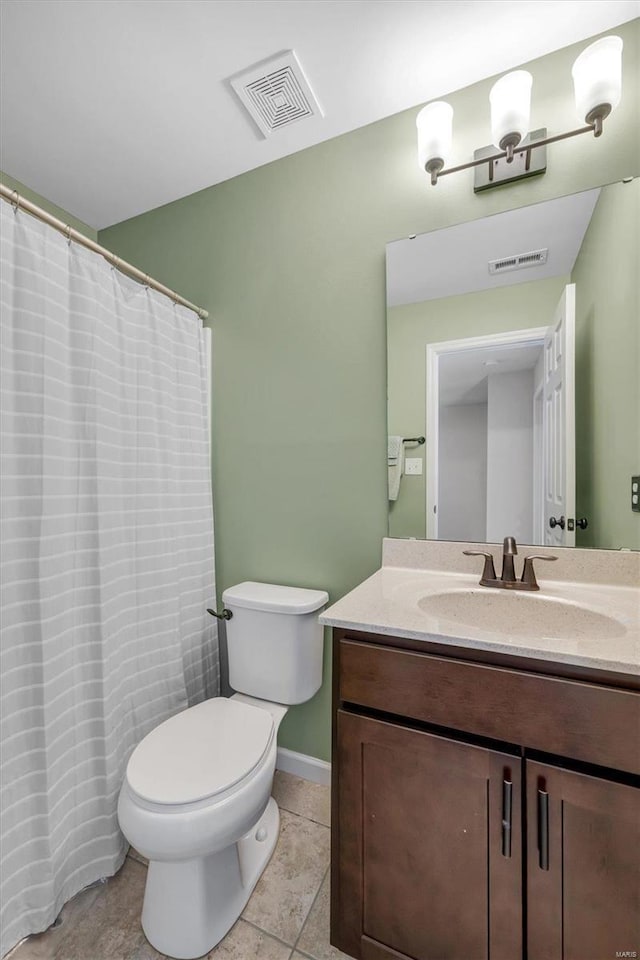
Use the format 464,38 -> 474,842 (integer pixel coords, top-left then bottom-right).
221,582 -> 328,705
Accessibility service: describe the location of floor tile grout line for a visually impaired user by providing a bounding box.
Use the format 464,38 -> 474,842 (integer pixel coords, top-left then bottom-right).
291,863 -> 331,956
240,916 -> 301,952
275,804 -> 330,828
277,807 -> 330,827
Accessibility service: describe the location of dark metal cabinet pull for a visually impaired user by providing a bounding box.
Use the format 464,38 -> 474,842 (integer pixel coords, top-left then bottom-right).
537,789 -> 550,870
501,779 -> 513,858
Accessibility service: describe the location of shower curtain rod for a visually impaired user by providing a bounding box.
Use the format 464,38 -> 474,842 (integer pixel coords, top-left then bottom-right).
0,184 -> 209,320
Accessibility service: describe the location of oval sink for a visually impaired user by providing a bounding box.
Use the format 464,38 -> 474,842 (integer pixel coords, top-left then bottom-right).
417,590 -> 626,641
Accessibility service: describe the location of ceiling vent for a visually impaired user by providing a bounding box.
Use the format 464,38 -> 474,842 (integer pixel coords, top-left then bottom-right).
229,51 -> 323,139
488,248 -> 548,275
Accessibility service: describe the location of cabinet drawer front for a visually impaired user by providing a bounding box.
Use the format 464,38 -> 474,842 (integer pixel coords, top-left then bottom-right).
339,638 -> 640,774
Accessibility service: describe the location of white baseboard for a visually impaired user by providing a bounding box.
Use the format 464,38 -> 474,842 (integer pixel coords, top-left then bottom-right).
276,747 -> 331,786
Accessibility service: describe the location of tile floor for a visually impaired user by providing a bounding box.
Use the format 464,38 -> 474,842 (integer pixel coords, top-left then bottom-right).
10,772 -> 351,960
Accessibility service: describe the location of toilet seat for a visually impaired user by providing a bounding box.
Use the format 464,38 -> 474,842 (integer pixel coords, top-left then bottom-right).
126,697 -> 275,806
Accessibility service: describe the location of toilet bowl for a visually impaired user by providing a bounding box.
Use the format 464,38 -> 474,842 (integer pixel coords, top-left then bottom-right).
118,695 -> 287,959
117,582 -> 328,960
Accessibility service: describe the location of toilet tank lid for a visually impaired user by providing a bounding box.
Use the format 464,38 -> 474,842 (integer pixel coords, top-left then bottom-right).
222,581 -> 328,615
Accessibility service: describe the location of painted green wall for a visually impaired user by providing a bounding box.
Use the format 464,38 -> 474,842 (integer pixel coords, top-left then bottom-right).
100,22 -> 640,762
387,276 -> 569,539
572,178 -> 640,549
0,171 -> 98,240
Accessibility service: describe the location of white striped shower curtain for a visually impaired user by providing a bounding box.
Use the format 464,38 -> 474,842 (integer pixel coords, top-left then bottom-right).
0,201 -> 218,956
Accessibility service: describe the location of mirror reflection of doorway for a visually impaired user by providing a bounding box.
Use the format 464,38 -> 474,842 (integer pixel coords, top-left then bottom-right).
426,286 -> 575,546
432,334 -> 544,544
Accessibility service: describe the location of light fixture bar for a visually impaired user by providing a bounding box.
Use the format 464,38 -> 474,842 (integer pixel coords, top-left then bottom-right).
430,121 -> 597,186
417,35 -> 622,191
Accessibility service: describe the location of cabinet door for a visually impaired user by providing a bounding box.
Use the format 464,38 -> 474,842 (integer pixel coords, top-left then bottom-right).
332,710 -> 522,960
527,760 -> 640,960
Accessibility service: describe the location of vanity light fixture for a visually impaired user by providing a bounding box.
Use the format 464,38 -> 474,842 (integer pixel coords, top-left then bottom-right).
417,35 -> 623,192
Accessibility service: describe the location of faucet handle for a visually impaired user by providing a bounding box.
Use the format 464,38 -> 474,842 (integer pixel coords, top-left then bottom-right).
463,550 -> 497,584
521,554 -> 558,589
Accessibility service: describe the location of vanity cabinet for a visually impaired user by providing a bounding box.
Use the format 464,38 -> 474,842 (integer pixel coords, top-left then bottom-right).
331,630 -> 640,960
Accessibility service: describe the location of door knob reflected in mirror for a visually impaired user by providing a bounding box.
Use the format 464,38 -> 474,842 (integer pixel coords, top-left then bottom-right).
549,516 -> 565,530
576,517 -> 589,530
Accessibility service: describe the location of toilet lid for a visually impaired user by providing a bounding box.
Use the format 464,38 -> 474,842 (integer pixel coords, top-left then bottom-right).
126,698 -> 275,805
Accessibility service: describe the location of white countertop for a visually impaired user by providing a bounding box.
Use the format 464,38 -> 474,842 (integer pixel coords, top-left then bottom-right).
320,564 -> 640,676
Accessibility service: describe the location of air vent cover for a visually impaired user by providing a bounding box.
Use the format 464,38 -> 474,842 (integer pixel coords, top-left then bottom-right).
489,248 -> 548,275
230,51 -> 323,138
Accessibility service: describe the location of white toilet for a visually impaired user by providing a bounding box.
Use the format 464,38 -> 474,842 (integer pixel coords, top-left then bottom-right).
117,581 -> 328,960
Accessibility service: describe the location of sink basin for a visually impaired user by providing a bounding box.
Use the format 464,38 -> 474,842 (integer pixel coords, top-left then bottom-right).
418,590 -> 626,641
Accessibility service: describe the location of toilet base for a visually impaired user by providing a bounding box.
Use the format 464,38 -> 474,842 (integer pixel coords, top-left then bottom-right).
141,797 -> 280,959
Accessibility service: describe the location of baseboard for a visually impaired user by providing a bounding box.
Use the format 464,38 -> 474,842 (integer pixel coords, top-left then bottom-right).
276,747 -> 331,786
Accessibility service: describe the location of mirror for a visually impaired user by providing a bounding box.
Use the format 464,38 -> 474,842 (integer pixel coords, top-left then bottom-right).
386,178 -> 639,550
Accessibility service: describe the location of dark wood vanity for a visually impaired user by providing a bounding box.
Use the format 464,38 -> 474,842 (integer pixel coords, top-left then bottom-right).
330,627 -> 640,960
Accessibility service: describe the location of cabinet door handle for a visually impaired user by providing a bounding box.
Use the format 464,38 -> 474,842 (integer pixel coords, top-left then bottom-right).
501,778 -> 513,858
537,789 -> 549,870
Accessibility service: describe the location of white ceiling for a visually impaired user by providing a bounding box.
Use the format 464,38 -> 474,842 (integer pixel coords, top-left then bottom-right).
439,342 -> 542,406
386,188 -> 600,306
1,1 -> 637,230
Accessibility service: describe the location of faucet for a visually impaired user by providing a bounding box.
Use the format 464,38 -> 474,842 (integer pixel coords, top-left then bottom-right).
463,537 -> 557,591
500,536 -> 518,583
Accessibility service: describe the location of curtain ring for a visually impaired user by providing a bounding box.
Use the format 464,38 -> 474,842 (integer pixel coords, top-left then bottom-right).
11,190 -> 19,213
65,224 -> 72,246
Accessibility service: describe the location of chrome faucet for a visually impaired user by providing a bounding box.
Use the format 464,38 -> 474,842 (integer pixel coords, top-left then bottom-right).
463,537 -> 557,591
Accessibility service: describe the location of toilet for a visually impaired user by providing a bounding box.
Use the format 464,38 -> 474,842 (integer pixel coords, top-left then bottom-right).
117,581 -> 328,960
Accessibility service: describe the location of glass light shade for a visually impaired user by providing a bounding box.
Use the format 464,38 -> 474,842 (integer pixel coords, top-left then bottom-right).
416,101 -> 453,170
489,70 -> 532,150
572,36 -> 623,122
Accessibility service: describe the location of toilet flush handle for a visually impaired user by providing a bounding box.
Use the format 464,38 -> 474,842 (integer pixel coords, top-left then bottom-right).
206,607 -> 233,621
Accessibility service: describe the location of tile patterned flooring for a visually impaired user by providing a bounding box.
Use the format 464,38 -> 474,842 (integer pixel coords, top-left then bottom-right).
10,772 -> 351,960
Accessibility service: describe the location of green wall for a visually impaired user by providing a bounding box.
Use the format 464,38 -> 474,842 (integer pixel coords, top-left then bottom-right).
100,22 -> 640,762
387,276 -> 569,539
572,178 -> 640,549
0,171 -> 98,240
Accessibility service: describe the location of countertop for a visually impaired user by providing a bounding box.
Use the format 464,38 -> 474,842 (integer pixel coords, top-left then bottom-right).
320,562 -> 640,676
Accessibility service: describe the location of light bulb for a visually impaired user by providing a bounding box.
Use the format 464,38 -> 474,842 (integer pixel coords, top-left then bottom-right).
572,36 -> 622,131
489,71 -> 532,153
416,101 -> 453,183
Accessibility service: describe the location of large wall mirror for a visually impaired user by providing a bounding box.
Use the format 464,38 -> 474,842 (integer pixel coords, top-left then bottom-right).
386,178 -> 639,551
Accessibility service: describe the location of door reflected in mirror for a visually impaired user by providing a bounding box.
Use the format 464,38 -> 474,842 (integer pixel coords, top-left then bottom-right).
386,179 -> 639,551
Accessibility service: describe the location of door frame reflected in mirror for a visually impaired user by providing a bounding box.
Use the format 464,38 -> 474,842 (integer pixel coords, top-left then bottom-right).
426,326 -> 547,541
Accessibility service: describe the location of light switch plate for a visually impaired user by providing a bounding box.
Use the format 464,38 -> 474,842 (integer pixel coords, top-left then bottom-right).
405,458 -> 423,476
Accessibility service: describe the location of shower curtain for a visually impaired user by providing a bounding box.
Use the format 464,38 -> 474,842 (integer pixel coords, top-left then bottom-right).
0,201 -> 218,955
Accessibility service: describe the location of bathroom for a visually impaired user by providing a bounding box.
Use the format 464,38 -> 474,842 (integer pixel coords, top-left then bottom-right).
1,2 -> 638,960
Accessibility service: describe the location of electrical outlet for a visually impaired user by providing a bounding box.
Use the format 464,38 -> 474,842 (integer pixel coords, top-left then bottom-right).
405,458 -> 423,476
632,475 -> 640,513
